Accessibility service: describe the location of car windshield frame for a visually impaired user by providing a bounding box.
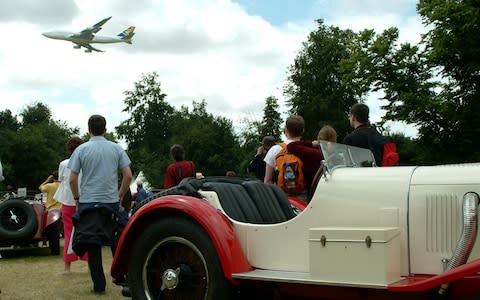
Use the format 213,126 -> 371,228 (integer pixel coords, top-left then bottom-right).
319,141 -> 376,173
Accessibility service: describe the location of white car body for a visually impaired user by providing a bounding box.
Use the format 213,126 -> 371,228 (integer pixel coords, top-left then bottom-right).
112,142 -> 480,299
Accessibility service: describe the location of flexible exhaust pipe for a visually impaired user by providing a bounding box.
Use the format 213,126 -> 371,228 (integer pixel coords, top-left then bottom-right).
438,192 -> 479,296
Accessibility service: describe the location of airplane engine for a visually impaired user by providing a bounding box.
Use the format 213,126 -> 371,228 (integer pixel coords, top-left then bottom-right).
73,45 -> 81,49
84,49 -> 92,53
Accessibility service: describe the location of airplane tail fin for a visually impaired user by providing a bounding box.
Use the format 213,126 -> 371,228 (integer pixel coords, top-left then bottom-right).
118,26 -> 135,44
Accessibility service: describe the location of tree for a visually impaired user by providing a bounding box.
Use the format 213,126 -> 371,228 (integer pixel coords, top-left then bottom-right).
170,100 -> 240,178
259,96 -> 282,140
116,72 -> 175,180
355,1 -> 480,164
0,109 -> 20,132
0,103 -> 76,189
415,0 -> 480,163
20,102 -> 52,125
81,132 -> 117,143
340,27 -> 439,164
116,72 -> 242,186
239,96 -> 282,158
284,20 -> 361,140
0,110 -> 20,189
237,96 -> 283,178
284,19 -> 443,165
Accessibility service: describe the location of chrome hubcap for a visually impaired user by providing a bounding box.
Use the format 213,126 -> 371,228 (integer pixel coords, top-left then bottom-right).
161,268 -> 180,291
9,210 -> 19,224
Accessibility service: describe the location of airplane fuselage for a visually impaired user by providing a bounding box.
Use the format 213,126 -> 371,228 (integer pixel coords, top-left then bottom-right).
42,31 -> 129,44
42,17 -> 134,52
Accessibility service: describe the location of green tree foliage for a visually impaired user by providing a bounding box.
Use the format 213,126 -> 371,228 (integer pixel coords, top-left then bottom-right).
418,0 -> 480,93
116,72 -> 174,149
116,72 -> 242,186
416,0 -> 480,163
259,96 -> 282,140
170,100 -> 240,178
287,11 -> 480,164
284,19 -> 437,165
239,96 -> 282,149
0,103 -> 76,190
81,132 -> 117,143
352,1 -> 480,164
238,96 -> 283,178
0,110 -> 20,189
340,27 -> 437,164
284,20 -> 361,140
116,72 -> 175,181
0,110 -> 20,131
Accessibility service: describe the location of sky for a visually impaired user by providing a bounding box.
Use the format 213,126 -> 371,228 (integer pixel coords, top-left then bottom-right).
0,0 -> 425,138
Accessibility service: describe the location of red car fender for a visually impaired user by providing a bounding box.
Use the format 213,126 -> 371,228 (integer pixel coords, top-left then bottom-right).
31,202 -> 45,239
45,208 -> 61,227
111,195 -> 252,281
388,258 -> 480,292
288,197 -> 307,211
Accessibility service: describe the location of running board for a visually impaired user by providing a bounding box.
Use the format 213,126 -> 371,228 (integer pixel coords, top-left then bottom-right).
232,269 -> 388,289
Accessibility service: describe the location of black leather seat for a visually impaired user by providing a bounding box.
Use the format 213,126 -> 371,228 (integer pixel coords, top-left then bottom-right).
242,181 -> 296,223
202,182 -> 263,223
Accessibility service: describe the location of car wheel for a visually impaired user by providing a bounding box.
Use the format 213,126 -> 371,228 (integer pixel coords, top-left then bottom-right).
0,200 -> 38,241
128,216 -> 230,300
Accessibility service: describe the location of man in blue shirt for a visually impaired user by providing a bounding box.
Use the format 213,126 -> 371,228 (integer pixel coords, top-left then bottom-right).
69,114 -> 132,294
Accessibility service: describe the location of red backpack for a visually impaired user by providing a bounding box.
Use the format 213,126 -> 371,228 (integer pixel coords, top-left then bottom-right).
382,142 -> 400,167
369,129 -> 400,167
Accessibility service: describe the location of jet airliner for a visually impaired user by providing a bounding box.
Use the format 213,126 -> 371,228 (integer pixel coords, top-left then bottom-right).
42,16 -> 135,52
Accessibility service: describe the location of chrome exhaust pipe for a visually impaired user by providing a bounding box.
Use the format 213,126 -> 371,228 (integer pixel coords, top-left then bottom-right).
446,192 -> 479,270
438,192 -> 479,295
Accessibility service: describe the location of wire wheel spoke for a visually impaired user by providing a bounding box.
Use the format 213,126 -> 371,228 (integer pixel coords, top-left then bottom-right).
145,237 -> 208,299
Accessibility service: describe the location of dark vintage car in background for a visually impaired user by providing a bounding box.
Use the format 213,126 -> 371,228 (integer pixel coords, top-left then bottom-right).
0,191 -> 61,255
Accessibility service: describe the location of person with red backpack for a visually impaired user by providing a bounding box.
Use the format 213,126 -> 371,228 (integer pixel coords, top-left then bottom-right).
343,103 -> 399,167
264,115 -> 307,199
163,144 -> 196,189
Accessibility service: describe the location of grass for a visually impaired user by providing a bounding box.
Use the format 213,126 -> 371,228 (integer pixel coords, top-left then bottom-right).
0,242 -> 124,300
0,243 -> 314,300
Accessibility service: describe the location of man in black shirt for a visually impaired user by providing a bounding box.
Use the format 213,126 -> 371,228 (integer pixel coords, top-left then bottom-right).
343,103 -> 383,166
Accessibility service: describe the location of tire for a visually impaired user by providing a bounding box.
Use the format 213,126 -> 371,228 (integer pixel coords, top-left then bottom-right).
128,216 -> 230,300
0,200 -> 38,241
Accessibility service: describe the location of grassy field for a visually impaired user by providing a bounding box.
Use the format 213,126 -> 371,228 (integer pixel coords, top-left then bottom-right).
0,243 -> 316,300
0,242 -> 124,300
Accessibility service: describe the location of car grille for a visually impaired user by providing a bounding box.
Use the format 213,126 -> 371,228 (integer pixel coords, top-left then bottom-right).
425,193 -> 463,253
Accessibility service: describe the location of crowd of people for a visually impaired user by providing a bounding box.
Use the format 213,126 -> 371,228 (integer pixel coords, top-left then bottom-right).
244,102 -> 392,200
33,102 -> 388,294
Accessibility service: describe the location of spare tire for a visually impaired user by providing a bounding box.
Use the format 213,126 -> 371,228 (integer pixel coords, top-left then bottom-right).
0,200 -> 38,241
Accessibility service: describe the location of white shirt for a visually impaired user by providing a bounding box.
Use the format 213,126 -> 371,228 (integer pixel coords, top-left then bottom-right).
263,139 -> 294,167
54,159 -> 80,206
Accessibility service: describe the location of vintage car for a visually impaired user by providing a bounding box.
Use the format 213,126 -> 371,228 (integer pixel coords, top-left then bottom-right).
111,141 -> 480,299
0,193 -> 61,254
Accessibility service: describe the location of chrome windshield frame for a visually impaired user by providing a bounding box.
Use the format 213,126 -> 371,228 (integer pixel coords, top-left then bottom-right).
319,141 -> 376,174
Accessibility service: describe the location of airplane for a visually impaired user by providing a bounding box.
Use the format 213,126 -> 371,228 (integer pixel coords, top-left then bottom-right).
42,16 -> 135,53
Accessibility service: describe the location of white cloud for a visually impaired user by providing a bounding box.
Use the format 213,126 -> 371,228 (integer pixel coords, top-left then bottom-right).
1,0 -> 424,137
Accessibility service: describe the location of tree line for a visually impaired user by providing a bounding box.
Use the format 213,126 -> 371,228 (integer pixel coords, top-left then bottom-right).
1,0 -> 479,191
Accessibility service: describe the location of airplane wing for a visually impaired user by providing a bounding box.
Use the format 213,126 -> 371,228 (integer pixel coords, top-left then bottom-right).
77,16 -> 112,39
